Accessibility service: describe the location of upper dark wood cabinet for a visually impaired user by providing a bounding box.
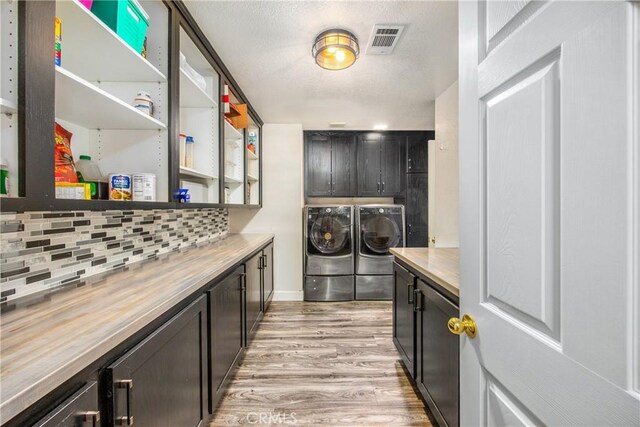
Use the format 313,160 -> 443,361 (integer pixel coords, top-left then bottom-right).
331,135 -> 357,196
357,133 -> 405,197
305,133 -> 356,197
406,173 -> 429,247
381,134 -> 405,197
357,134 -> 383,196
105,296 -> 207,427
305,134 -> 333,196
406,131 -> 434,173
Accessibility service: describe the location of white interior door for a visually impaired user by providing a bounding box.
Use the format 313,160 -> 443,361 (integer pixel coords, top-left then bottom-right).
459,1 -> 640,425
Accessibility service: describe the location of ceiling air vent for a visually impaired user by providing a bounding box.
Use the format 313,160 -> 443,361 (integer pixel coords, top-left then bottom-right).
366,24 -> 405,55
329,122 -> 347,128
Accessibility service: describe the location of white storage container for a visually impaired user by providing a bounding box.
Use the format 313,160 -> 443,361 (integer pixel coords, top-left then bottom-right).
132,173 -> 156,202
75,155 -> 104,182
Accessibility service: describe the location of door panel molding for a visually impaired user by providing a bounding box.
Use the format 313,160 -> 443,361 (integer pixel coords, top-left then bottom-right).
484,372 -> 542,427
483,0 -> 548,55
478,1 -> 617,96
482,51 -> 561,342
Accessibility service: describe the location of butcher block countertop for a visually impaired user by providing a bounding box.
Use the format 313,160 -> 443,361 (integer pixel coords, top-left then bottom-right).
0,233 -> 274,423
390,248 -> 459,297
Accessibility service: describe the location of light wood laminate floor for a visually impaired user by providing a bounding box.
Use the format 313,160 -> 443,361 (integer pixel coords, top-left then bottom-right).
211,301 -> 432,426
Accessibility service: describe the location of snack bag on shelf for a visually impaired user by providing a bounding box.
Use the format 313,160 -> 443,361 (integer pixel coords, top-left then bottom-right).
54,122 -> 78,183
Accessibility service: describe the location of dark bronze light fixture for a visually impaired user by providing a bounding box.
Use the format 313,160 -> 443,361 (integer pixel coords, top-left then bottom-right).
312,29 -> 360,71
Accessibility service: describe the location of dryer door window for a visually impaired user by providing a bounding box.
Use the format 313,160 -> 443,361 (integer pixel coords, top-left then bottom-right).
359,211 -> 403,255
308,214 -> 351,256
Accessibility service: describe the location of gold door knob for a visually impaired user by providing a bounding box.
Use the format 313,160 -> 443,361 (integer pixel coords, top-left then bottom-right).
448,314 -> 477,338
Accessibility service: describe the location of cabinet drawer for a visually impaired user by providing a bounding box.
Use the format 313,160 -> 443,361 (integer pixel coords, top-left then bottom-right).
34,382 -> 100,427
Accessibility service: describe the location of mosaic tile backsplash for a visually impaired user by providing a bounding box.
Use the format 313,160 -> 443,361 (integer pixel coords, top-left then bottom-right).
0,209 -> 228,303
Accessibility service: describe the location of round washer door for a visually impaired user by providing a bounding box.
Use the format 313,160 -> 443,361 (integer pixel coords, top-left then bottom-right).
310,214 -> 350,254
361,215 -> 400,254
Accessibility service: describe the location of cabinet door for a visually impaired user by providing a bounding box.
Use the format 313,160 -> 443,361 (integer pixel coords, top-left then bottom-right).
331,135 -> 357,196
357,134 -> 382,196
305,134 -> 333,196
245,252 -> 263,345
261,243 -> 274,312
406,173 -> 428,247
106,297 -> 206,427
415,280 -> 459,427
34,382 -> 100,427
209,267 -> 244,412
381,135 -> 405,196
392,263 -> 416,378
406,134 -> 429,173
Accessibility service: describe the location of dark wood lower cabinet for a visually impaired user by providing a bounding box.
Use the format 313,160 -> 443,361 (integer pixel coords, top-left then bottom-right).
105,297 -> 207,427
261,243 -> 274,312
245,252 -> 264,346
392,263 -> 416,377
415,279 -> 459,427
34,382 -> 100,427
22,240 -> 276,427
393,262 -> 459,427
209,266 -> 244,413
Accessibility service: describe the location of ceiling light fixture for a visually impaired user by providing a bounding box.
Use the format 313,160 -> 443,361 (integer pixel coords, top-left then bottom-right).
374,124 -> 388,130
312,29 -> 360,71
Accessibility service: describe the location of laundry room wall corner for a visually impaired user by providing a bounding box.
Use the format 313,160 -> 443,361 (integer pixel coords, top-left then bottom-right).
230,123 -> 305,301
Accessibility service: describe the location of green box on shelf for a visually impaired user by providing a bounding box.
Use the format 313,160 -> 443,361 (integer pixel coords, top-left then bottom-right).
91,0 -> 149,54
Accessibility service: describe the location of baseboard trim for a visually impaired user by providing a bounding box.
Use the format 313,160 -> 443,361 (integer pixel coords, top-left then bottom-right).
273,290 -> 304,301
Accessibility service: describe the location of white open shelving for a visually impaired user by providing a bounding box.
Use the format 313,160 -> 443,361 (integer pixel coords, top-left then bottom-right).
57,0 -> 166,83
180,166 -> 217,181
224,120 -> 244,141
0,98 -> 16,114
179,69 -> 217,109
178,25 -> 220,204
224,175 -> 243,184
55,66 -> 166,130
247,149 -> 258,160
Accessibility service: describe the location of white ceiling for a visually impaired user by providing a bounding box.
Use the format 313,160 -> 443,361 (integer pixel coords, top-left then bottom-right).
184,1 -> 458,130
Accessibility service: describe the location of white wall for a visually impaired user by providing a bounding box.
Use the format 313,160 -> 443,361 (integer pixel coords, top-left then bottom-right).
229,124 -> 304,301
432,81 -> 459,247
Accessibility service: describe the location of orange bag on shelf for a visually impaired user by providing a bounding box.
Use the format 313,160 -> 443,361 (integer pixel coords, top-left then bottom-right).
54,122 -> 78,183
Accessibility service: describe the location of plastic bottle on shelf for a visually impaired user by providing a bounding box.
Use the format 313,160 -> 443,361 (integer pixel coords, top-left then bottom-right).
185,136 -> 195,168
54,17 -> 62,66
0,158 -> 9,197
179,133 -> 187,167
75,155 -> 104,182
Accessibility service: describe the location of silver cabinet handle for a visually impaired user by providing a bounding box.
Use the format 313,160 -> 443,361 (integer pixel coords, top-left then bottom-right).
377,182 -> 380,192
82,411 -> 100,427
382,182 -> 385,192
115,379 -> 134,425
413,289 -> 423,312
